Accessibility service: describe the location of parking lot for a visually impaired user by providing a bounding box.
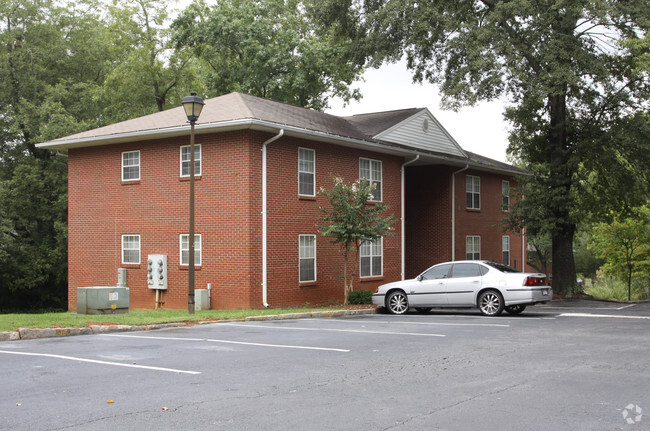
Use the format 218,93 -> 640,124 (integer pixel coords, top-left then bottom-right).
1,300 -> 649,430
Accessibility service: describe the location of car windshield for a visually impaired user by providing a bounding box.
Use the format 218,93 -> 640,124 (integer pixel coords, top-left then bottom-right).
484,261 -> 521,273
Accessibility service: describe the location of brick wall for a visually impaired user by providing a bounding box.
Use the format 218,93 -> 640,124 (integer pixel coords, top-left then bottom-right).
68,130 -> 403,310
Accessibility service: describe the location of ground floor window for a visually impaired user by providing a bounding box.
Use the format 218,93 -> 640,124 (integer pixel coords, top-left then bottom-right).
299,234 -> 316,282
122,235 -> 140,264
360,237 -> 382,277
180,234 -> 202,266
502,236 -> 510,266
466,236 -> 480,260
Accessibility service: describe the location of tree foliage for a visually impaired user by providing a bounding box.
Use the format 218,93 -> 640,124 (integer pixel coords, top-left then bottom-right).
172,0 -> 364,110
588,206 -> 650,301
309,0 -> 650,295
318,177 -> 394,304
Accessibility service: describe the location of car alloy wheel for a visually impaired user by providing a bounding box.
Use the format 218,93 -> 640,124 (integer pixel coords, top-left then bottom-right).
386,290 -> 409,315
478,290 -> 504,316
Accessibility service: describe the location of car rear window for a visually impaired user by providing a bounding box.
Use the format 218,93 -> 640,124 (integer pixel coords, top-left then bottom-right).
484,261 -> 520,273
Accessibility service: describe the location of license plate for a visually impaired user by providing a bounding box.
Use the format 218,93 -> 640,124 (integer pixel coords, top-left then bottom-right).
542,289 -> 549,296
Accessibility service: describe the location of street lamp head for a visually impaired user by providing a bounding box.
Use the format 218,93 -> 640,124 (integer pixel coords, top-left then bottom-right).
182,93 -> 205,124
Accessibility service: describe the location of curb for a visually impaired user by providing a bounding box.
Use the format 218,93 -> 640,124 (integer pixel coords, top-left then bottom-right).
0,308 -> 378,342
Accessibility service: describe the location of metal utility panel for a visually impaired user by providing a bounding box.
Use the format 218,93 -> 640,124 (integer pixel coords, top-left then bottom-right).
77,287 -> 129,315
147,255 -> 168,290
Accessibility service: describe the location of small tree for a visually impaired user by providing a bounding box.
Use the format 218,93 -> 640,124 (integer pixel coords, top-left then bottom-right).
318,177 -> 394,304
588,206 -> 650,301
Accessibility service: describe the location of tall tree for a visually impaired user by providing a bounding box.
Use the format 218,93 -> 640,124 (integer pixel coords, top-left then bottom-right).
172,0 -> 364,110
310,0 -> 650,295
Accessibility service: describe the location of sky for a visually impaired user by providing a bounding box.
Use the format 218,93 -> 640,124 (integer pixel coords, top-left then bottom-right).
326,60 -> 512,163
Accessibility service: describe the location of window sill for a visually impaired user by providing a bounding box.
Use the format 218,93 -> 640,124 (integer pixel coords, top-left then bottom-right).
122,264 -> 141,269
179,266 -> 202,271
179,176 -> 202,182
121,180 -> 141,185
298,195 -> 317,201
360,276 -> 383,283
299,281 -> 318,288
465,208 -> 481,212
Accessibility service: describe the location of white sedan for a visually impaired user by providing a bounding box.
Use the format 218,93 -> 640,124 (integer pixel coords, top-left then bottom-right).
372,260 -> 552,316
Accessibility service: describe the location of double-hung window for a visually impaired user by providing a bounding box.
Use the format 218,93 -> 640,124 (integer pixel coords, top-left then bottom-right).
122,235 -> 140,264
180,234 -> 202,266
299,234 -> 316,282
180,144 -> 201,177
502,236 -> 510,266
122,151 -> 140,181
466,236 -> 481,260
502,181 -> 510,211
360,237 -> 382,277
359,158 -> 382,201
466,175 -> 480,209
298,148 -> 315,196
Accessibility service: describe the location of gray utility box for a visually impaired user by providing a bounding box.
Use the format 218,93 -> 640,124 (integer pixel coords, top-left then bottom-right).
195,289 -> 210,311
77,287 -> 129,315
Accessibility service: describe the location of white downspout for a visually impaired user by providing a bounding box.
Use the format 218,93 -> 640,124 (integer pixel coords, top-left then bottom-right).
451,164 -> 469,261
262,129 -> 284,308
400,155 -> 419,280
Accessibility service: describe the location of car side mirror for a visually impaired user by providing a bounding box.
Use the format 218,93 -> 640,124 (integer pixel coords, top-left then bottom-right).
416,275 -> 423,282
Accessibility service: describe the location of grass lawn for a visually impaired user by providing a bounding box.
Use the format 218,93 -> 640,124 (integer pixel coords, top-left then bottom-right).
0,307 -> 360,333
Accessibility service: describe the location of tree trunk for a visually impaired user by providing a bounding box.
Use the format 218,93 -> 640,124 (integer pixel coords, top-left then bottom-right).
551,227 -> 577,296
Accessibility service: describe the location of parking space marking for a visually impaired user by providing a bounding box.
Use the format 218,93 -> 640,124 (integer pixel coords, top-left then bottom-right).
218,322 -> 445,337
559,313 -> 650,320
0,350 -> 201,374
314,319 -> 510,328
105,334 -> 351,352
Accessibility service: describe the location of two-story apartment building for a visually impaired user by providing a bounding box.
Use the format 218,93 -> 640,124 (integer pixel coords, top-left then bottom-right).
37,92 -> 529,310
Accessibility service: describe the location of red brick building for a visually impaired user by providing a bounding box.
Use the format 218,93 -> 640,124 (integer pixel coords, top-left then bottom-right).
38,92 -> 530,310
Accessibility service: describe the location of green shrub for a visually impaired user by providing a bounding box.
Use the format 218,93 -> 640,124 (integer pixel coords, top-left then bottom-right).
585,276 -> 647,301
348,290 -> 373,304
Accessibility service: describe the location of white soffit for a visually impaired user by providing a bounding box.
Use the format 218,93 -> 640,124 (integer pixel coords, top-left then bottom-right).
372,109 -> 467,159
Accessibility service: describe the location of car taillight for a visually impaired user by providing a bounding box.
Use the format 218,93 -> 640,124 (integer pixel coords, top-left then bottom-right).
523,276 -> 546,286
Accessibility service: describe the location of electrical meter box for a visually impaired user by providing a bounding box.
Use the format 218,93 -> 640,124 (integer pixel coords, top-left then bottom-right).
77,287 -> 129,314
147,254 -> 168,290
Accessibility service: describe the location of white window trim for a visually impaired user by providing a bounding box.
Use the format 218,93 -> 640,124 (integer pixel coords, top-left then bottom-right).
122,150 -> 140,181
180,234 -> 202,266
121,234 -> 140,264
359,157 -> 382,202
466,235 -> 481,260
298,234 -> 317,282
180,144 -> 202,177
502,180 -> 510,211
360,237 -> 383,278
466,175 -> 480,209
298,148 -> 316,197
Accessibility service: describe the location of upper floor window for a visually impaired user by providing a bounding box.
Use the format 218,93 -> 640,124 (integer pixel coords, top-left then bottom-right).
122,151 -> 140,181
360,158 -> 382,201
181,144 -> 201,177
180,234 -> 202,266
298,148 -> 315,196
299,234 -> 316,282
121,235 -> 140,264
466,175 -> 480,209
360,237 -> 382,277
502,181 -> 510,211
466,235 -> 481,260
502,236 -> 510,266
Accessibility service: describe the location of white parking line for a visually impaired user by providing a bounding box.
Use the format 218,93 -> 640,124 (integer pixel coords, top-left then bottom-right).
314,319 -> 510,328
0,350 -> 201,375
559,313 -> 650,320
219,322 -> 446,337
105,334 -> 351,352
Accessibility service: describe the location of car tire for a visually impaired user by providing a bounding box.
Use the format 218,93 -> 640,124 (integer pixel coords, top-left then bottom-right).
415,307 -> 432,314
478,290 -> 504,316
386,290 -> 409,315
505,304 -> 526,315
